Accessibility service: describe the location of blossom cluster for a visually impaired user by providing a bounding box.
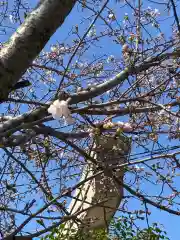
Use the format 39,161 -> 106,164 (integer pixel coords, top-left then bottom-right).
103,121 -> 133,131
87,121 -> 133,138
87,25 -> 96,37
48,100 -> 74,125
145,7 -> 160,17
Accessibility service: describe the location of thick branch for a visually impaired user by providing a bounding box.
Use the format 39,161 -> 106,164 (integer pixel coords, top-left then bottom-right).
74,101 -> 180,116
68,49 -> 180,105
0,0 -> 76,99
1,50 -> 179,134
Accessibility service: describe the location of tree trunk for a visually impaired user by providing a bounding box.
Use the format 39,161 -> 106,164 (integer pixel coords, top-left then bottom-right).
0,0 -> 76,99
64,135 -> 130,235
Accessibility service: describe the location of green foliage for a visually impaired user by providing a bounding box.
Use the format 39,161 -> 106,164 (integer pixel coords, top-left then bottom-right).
42,226 -> 108,240
65,228 -> 108,240
109,217 -> 169,240
43,216 -> 169,240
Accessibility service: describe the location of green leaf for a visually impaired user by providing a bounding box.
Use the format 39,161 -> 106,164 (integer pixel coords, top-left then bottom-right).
36,219 -> 46,228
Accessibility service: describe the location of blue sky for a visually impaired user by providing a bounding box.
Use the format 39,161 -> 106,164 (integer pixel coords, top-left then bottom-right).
0,0 -> 179,239
35,1 -> 180,238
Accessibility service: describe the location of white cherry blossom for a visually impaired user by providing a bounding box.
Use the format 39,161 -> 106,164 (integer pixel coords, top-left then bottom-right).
48,100 -> 74,124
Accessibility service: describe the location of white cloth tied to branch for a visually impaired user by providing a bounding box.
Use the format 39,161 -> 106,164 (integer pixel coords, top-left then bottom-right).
48,100 -> 74,124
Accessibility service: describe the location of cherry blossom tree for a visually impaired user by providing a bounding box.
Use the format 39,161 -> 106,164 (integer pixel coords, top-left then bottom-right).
0,0 -> 179,239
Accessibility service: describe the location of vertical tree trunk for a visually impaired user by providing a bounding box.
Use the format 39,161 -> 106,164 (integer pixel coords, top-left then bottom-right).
64,135 -> 130,235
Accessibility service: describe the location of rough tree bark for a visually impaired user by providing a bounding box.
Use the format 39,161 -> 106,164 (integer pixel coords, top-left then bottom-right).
0,0 -> 76,100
